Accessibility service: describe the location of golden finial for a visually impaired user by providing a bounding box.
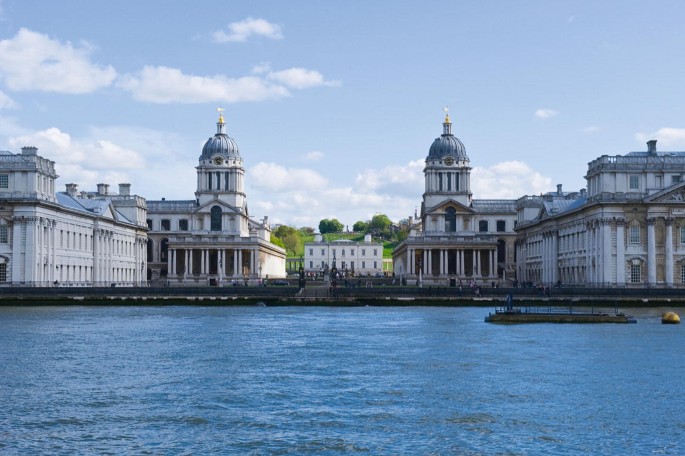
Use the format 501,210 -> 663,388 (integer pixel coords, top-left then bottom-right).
217,107 -> 225,124
443,106 -> 450,123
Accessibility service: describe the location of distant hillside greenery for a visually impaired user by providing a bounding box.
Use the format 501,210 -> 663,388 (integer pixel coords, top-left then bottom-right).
270,214 -> 409,259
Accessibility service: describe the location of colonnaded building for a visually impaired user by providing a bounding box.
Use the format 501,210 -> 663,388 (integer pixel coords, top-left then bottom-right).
304,234 -> 384,277
515,140 -> 685,288
392,113 -> 518,285
0,146 -> 148,286
146,112 -> 286,285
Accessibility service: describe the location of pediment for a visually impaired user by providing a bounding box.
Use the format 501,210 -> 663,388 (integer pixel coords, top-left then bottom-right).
194,199 -> 242,215
645,181 -> 685,203
424,198 -> 475,216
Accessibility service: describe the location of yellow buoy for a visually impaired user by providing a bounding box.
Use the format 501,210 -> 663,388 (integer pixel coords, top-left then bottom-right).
662,312 -> 680,324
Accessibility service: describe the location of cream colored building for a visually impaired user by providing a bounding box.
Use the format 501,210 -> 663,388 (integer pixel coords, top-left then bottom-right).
304,234 -> 384,277
515,140 -> 685,287
0,147 -> 147,286
146,113 -> 286,285
392,113 -> 517,285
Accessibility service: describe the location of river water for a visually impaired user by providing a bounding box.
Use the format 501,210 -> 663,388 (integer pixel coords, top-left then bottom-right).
0,305 -> 683,455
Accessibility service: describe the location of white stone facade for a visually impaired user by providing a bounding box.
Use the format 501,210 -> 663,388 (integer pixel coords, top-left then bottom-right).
146,114 -> 286,286
0,147 -> 148,286
392,114 -> 517,285
304,234 -> 384,277
515,140 -> 685,287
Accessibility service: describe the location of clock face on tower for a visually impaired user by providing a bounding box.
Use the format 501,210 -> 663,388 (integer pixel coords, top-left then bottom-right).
213,156 -> 224,165
443,156 -> 454,166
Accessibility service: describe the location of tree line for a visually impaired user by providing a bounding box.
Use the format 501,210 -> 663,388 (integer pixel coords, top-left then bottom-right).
270,214 -> 409,257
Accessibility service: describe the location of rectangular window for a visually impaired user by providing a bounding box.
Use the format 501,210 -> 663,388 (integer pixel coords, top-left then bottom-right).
350,261 -> 354,270
629,226 -> 640,244
146,219 -> 153,229
373,249 -> 378,256
374,261 -> 377,269
0,225 -> 7,243
681,264 -> 685,284
321,249 -> 325,255
179,219 -> 189,231
362,249 -> 366,256
350,249 -> 354,256
656,176 -> 663,188
479,220 -> 489,232
342,249 -> 345,257
629,175 -> 639,189
630,264 -> 641,283
309,248 -> 313,256
0,263 -> 6,281
342,261 -> 346,269
362,261 -> 366,269
0,174 -> 8,189
161,219 -> 171,231
673,175 -> 682,184
496,220 -> 506,232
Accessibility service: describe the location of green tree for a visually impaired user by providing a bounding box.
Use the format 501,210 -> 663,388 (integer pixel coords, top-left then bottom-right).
352,221 -> 368,232
319,218 -> 344,234
369,214 -> 392,234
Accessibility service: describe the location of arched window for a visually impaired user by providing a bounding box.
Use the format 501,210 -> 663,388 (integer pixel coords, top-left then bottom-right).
210,206 -> 222,231
445,207 -> 457,232
147,239 -> 154,262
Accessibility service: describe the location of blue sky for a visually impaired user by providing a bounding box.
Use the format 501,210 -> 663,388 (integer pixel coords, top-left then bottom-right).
0,1 -> 684,229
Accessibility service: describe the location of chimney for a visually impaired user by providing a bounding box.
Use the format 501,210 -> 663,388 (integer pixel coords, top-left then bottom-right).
65,183 -> 78,197
118,183 -> 131,196
21,146 -> 38,156
97,183 -> 109,195
647,140 -> 657,155
556,184 -> 563,196
364,234 -> 372,243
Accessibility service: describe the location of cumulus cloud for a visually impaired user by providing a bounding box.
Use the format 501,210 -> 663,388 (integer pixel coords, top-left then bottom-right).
534,108 -> 558,119
635,128 -> 685,148
0,28 -> 116,93
8,127 -> 145,194
0,90 -> 16,109
304,151 -> 324,161
472,161 -> 552,198
213,17 -> 283,43
249,162 -> 328,192
355,159 -> 424,196
118,65 -> 337,103
268,67 -> 339,89
118,66 -> 289,103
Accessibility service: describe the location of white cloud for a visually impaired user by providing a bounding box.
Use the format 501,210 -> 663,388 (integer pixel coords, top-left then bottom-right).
534,108 -> 558,119
8,127 -> 146,193
0,28 -> 116,93
472,161 -> 553,198
0,90 -> 16,109
213,17 -> 283,43
118,65 -> 337,103
304,151 -> 324,161
268,67 -> 340,89
635,128 -> 685,148
355,159 -> 424,196
249,162 -> 328,192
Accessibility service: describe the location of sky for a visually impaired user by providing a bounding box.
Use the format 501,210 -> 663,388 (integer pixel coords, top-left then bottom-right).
0,1 -> 684,230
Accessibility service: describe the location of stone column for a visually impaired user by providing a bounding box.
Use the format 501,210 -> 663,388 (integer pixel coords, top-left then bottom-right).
238,250 -> 243,276
616,219 -> 625,285
233,250 -> 239,276
600,220 -> 610,286
647,218 -> 656,285
459,250 -> 464,276
665,217 -> 674,287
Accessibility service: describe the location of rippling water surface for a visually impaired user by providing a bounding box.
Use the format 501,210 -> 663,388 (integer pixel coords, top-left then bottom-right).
1,305 -> 683,455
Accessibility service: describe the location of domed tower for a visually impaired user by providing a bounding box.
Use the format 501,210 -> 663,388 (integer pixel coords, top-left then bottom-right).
422,110 -> 472,210
195,110 -> 246,210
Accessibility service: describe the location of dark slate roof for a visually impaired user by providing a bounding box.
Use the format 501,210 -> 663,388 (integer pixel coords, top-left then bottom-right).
201,133 -> 239,159
428,134 -> 467,160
